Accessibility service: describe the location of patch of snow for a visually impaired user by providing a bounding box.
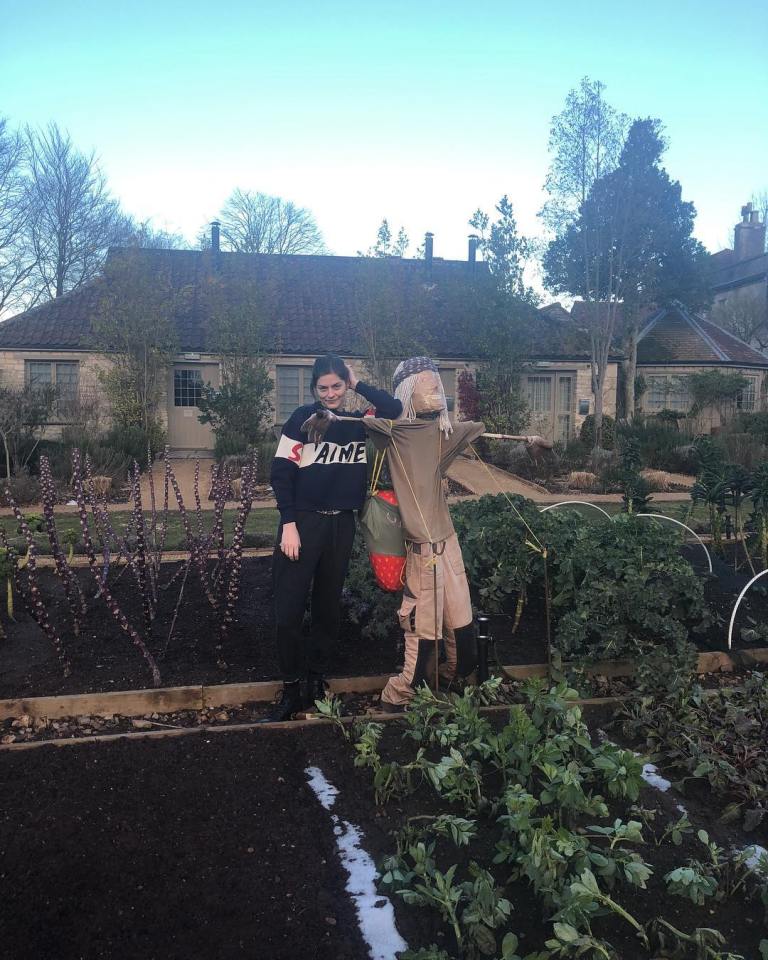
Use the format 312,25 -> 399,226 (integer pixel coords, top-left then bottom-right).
641,762 -> 672,792
306,765 -> 408,960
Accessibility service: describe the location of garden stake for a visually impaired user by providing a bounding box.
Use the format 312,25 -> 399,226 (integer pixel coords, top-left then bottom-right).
543,549 -> 553,686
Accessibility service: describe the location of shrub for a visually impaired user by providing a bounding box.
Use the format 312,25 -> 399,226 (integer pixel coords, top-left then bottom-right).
449,494 -> 709,662
0,468 -> 41,506
547,513 -> 707,662
735,411 -> 768,444
341,536 -> 401,643
213,430 -> 251,459
579,414 -> 615,450
567,471 -> 598,492
557,437 -> 590,472
102,422 -> 166,468
451,494 -> 546,613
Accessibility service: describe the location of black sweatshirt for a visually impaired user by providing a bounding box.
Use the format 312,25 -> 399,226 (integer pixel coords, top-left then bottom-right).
270,382 -> 403,524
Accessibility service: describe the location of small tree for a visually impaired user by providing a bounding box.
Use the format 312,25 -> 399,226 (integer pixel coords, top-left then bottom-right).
196,276 -> 273,454
465,197 -> 536,433
0,382 -> 56,479
93,251 -> 181,459
358,219 -> 409,258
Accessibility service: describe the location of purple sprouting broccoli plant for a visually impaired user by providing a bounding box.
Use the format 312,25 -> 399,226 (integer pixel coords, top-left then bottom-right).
219,449 -> 258,642
38,456 -> 86,633
4,493 -> 70,676
72,449 -> 161,687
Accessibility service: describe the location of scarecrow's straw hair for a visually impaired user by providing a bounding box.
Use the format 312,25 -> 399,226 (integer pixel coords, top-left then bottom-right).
394,371 -> 453,437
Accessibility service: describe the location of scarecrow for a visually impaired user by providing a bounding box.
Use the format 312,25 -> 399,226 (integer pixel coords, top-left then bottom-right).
303,357 -> 553,710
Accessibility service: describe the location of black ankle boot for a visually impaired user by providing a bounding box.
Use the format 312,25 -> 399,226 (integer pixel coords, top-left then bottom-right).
257,681 -> 303,723
305,673 -> 329,709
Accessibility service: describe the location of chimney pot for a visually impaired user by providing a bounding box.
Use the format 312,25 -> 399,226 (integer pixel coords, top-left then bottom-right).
468,234 -> 479,265
424,232 -> 434,277
211,220 -> 221,253
734,203 -> 765,261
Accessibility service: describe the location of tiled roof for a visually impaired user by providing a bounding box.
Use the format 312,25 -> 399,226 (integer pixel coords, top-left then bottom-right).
637,303 -> 768,367
0,248 -> 497,357
0,247 -> 600,363
710,249 -> 768,292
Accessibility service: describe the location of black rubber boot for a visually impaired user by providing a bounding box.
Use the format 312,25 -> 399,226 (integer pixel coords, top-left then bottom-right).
305,673 -> 329,710
257,681 -> 303,723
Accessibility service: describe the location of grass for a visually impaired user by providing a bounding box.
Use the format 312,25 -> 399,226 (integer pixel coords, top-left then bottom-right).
0,507 -> 280,555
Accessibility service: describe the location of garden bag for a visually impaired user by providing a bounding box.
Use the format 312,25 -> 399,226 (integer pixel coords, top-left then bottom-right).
359,451 -> 406,591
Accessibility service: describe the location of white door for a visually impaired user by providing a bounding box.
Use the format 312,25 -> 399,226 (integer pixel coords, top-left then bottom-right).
167,364 -> 220,450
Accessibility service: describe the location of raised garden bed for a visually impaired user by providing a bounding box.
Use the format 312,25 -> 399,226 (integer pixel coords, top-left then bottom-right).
2,689 -> 766,960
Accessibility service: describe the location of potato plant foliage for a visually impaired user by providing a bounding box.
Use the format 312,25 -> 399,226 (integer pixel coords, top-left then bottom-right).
330,681 -> 767,959
451,496 -> 708,663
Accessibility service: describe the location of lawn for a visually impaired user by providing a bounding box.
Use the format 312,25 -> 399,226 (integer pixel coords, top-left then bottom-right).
0,507 -> 280,554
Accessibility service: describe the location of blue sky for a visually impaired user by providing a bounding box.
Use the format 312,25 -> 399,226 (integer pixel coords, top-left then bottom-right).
3,0 -> 767,267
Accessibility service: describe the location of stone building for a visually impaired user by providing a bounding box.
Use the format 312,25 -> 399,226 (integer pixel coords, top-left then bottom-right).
709,202 -> 768,353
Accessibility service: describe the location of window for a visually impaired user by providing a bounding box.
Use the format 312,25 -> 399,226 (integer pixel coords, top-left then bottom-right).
556,376 -> 573,442
645,375 -> 690,412
174,368 -> 203,407
527,376 -> 552,414
25,360 -> 80,418
276,365 -> 315,420
736,377 -> 757,412
439,368 -> 456,412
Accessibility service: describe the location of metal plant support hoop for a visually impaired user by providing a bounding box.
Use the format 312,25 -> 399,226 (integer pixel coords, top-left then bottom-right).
539,501 -> 612,520
727,568 -> 768,651
634,514 -> 713,575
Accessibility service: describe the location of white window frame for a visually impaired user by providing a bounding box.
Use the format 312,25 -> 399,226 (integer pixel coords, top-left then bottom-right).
276,365 -> 315,421
25,359 -> 80,420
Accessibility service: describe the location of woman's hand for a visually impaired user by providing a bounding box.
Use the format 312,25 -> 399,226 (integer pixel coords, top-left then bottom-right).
281,522 -> 301,561
345,363 -> 359,391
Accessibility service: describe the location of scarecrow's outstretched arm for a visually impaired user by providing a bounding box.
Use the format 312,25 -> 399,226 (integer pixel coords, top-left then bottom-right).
440,421 -> 486,472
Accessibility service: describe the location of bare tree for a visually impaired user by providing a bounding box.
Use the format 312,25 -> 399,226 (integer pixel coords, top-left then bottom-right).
93,250 -> 181,441
751,189 -> 768,251
217,189 -> 326,254
0,118 -> 35,316
711,296 -> 768,352
25,123 -> 123,300
117,216 -> 186,250
540,77 -> 627,233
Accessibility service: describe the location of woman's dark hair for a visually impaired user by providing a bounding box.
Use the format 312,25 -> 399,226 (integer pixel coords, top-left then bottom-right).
310,354 -> 348,391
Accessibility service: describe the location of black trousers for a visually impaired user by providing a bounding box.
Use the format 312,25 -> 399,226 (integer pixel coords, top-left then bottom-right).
272,510 -> 356,681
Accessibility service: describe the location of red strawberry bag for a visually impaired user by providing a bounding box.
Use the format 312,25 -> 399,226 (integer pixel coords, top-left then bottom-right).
359,455 -> 406,592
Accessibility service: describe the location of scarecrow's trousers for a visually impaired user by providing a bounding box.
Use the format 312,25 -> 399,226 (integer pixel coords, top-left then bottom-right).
381,533 -> 476,707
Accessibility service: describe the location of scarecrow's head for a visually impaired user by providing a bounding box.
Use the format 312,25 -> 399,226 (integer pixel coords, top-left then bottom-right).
392,357 -> 452,435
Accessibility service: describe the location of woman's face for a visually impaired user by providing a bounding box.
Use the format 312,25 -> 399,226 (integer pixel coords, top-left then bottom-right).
315,372 -> 348,410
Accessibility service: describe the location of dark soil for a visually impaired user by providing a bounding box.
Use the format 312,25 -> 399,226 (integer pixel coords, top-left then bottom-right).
0,728 -> 368,960
0,557 -> 403,699
1,719 -> 765,960
0,537 -> 764,701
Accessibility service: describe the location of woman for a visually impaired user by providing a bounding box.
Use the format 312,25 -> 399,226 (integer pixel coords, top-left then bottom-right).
262,354 -> 402,722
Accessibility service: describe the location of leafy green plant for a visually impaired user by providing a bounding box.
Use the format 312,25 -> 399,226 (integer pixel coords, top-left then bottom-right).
664,865 -> 718,905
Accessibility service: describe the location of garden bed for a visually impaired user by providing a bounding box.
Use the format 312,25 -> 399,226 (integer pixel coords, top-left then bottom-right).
2,547 -> 767,703
1,698 -> 765,960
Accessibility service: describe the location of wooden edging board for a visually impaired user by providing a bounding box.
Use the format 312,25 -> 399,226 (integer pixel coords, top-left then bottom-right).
31,547 -> 273,569
2,648 -> 767,724
0,695 -> 626,753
